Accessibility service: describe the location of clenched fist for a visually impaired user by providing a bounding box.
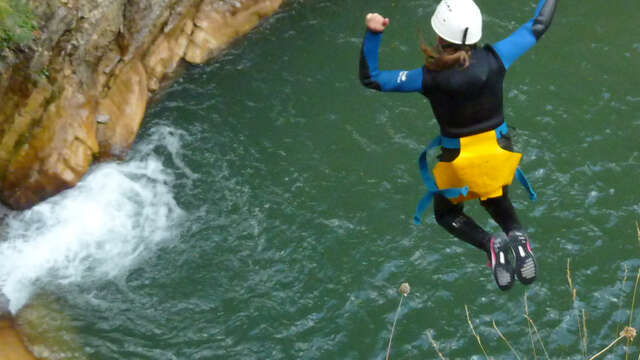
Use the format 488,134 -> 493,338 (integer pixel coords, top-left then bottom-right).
365,13 -> 389,33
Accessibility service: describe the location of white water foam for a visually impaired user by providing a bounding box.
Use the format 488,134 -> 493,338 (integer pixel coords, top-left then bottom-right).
0,125 -> 188,314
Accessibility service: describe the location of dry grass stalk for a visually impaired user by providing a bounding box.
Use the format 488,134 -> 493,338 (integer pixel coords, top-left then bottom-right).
524,314 -> 550,360
577,314 -> 585,356
631,268 -> 640,327
385,294 -> 406,360
582,309 -> 588,355
524,292 -> 537,359
588,326 -> 637,360
568,257 -> 590,357
465,305 -> 489,360
567,258 -> 577,302
567,258 -> 586,357
427,330 -> 446,360
631,224 -> 640,359
589,334 -> 624,360
625,268 -> 640,359
492,320 -> 521,360
617,264 -> 630,336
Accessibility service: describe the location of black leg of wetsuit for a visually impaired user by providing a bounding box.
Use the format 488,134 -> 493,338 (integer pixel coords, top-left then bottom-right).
433,193 -> 491,254
480,187 -> 523,234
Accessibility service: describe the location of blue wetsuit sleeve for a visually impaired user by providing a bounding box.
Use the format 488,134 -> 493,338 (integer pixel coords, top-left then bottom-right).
359,30 -> 423,92
492,0 -> 557,69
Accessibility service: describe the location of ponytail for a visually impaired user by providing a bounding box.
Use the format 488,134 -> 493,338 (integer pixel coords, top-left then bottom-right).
420,37 -> 474,71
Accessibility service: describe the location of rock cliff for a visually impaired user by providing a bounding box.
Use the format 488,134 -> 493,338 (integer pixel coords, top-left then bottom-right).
0,0 -> 283,210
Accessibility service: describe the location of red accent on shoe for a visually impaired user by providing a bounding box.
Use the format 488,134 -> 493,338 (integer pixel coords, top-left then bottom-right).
489,237 -> 497,267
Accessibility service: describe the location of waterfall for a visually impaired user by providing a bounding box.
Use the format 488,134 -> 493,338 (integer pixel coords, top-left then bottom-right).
0,125 -> 187,314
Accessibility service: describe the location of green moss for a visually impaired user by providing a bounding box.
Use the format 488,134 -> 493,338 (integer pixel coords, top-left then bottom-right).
16,293 -> 89,360
0,0 -> 37,50
38,66 -> 49,79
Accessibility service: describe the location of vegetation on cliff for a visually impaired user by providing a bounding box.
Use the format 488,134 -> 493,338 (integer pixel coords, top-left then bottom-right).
0,0 -> 36,50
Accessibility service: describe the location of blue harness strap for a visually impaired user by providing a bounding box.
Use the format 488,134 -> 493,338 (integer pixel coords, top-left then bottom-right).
497,123 -> 537,202
413,122 -> 536,225
413,136 -> 468,224
516,167 -> 537,201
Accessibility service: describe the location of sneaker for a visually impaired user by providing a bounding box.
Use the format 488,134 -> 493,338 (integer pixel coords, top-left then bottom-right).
490,234 -> 515,291
508,230 -> 537,285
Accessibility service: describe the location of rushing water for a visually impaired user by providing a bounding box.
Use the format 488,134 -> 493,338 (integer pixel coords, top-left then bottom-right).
1,0 -> 640,358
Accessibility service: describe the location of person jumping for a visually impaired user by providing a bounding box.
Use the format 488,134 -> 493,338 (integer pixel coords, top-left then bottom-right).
359,0 -> 557,290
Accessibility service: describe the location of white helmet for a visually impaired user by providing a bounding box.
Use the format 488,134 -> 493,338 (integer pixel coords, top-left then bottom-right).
431,0 -> 482,45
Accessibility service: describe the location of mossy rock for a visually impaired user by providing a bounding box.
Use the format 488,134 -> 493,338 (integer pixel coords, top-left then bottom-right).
15,293 -> 88,360
0,0 -> 37,50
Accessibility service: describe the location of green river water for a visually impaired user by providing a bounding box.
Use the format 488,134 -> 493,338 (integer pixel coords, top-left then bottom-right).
1,0 -> 640,359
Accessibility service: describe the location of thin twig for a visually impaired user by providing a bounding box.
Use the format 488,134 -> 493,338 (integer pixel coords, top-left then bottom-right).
465,305 -> 489,360
588,335 -> 625,360
427,330 -> 446,360
567,258 -> 577,302
577,316 -> 585,357
582,309 -> 588,355
617,264 -> 630,336
492,320 -> 521,360
524,292 -> 537,359
524,314 -> 550,360
568,258 -> 586,356
630,268 -> 640,327
626,268 -> 640,360
631,224 -> 640,360
385,295 -> 405,360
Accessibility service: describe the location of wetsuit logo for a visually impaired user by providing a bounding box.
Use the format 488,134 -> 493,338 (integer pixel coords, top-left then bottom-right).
397,71 -> 408,83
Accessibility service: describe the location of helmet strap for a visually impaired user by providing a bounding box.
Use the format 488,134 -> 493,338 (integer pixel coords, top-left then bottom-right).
462,27 -> 469,45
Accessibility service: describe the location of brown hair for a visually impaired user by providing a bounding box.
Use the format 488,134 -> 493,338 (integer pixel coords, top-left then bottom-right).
420,37 -> 474,71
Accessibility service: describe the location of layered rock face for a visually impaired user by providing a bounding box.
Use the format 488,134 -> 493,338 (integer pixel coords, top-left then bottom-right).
0,0 -> 282,210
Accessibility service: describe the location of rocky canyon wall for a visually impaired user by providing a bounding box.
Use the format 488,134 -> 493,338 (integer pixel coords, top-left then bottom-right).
0,0 -> 283,210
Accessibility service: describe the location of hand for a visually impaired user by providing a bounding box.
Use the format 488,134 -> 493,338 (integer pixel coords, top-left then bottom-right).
365,13 -> 389,33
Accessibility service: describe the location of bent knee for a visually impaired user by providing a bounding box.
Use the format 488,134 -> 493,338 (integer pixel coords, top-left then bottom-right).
434,210 -> 462,229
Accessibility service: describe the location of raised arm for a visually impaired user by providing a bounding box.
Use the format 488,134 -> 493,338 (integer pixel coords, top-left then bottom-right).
359,13 -> 423,92
492,0 -> 558,69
